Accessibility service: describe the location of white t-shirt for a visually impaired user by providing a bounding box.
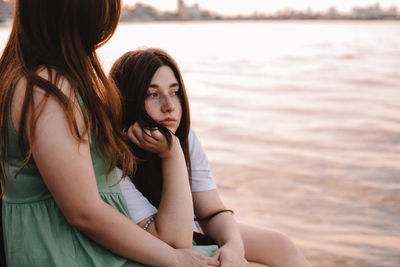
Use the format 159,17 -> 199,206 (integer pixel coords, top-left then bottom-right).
118,128 -> 216,224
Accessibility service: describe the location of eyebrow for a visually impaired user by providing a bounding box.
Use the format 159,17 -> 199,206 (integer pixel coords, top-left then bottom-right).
148,83 -> 179,89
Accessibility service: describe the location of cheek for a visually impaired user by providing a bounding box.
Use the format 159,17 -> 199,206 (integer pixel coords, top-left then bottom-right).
175,99 -> 183,118
144,100 -> 158,119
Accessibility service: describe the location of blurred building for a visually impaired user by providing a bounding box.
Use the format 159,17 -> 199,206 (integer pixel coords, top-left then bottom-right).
384,6 -> 398,17
120,0 -> 398,21
0,0 -> 12,22
351,3 -> 398,19
120,3 -> 159,21
120,0 -> 213,21
326,7 -> 340,19
177,0 -> 210,20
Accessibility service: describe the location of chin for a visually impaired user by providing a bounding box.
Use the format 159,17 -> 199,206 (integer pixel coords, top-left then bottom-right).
166,127 -> 177,134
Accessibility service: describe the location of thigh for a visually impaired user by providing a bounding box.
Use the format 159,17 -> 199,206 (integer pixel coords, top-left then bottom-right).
248,262 -> 268,267
239,223 -> 295,266
239,223 -> 311,267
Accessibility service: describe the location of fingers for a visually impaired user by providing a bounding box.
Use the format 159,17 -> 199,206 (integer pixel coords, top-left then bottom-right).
128,122 -> 168,143
189,250 -> 219,267
212,248 -> 221,259
127,125 -> 140,146
150,128 -> 164,141
176,249 -> 220,267
141,127 -> 156,143
205,256 -> 220,266
127,123 -> 155,149
127,122 -> 170,155
220,259 -> 232,267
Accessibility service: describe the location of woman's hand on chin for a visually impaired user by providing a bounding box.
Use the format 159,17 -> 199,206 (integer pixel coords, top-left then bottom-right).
127,122 -> 181,159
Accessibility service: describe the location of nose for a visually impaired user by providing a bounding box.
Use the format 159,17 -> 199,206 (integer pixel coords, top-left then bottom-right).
161,95 -> 175,113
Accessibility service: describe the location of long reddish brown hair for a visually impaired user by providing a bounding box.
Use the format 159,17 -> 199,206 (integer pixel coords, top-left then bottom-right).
0,0 -> 135,195
109,48 -> 191,208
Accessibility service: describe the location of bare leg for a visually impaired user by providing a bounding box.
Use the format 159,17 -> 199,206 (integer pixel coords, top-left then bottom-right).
248,262 -> 268,267
239,223 -> 312,267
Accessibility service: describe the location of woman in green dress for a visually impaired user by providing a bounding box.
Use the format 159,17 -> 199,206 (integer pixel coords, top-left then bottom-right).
0,1 -> 218,266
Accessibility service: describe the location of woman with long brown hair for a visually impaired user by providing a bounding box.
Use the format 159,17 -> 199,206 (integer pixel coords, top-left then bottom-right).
110,48 -> 313,267
0,1 -> 219,266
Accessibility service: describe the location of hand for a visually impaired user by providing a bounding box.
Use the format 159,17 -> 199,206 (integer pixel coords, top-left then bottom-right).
171,248 -> 220,267
127,122 -> 180,158
212,245 -> 248,267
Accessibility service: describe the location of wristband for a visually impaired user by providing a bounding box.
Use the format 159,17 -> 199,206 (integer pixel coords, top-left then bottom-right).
195,209 -> 234,221
143,216 -> 155,231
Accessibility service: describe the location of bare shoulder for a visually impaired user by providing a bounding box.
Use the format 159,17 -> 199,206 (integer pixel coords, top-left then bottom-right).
13,67 -> 75,103
35,66 -> 75,96
11,67 -> 81,136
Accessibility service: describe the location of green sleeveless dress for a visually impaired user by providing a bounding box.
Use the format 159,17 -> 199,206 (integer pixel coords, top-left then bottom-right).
2,92 -> 217,266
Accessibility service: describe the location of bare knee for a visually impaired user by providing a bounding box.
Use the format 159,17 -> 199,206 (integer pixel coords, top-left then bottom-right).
274,232 -> 298,254
239,224 -> 311,267
269,232 -> 311,267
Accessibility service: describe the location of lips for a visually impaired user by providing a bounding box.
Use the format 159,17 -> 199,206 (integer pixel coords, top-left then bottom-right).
159,118 -> 176,126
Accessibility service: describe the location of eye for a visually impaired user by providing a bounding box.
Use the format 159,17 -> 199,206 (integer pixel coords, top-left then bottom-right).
172,89 -> 180,96
146,92 -> 158,98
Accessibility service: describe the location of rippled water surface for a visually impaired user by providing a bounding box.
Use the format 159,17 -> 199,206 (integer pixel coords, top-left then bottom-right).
2,21 -> 399,267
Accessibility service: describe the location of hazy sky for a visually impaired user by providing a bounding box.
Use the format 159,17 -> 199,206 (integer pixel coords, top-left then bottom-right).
123,0 -> 400,15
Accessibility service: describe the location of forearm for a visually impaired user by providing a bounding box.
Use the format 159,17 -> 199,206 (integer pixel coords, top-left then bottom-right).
73,200 -> 177,266
200,213 -> 245,255
155,147 -> 194,248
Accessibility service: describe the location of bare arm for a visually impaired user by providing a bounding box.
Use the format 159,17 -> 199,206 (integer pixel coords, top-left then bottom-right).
12,75 -> 216,267
193,190 -> 248,266
128,124 -> 194,248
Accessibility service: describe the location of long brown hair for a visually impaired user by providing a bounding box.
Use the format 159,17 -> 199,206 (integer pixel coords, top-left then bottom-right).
109,48 -> 191,208
0,0 -> 135,195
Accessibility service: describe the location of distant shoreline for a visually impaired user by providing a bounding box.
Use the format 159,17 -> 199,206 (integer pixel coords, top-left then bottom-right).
0,19 -> 398,30
118,19 -> 400,24
119,17 -> 400,23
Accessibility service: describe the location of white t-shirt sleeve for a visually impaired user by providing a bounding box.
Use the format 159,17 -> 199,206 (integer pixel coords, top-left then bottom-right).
189,129 -> 217,192
116,168 -> 158,223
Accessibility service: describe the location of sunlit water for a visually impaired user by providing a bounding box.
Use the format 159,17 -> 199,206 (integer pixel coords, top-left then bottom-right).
2,21 -> 400,267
